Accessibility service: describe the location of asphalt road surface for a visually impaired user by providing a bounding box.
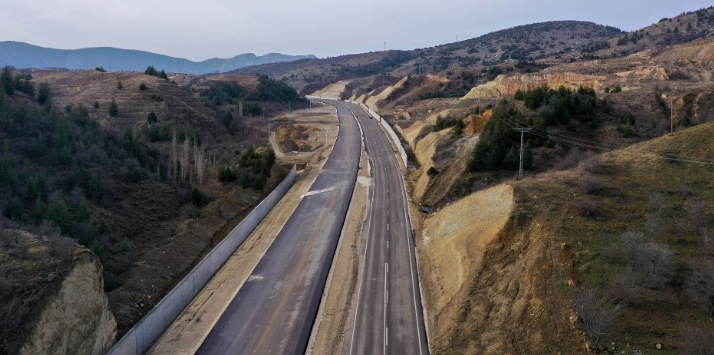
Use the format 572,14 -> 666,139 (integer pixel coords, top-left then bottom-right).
195,102 -> 360,355
344,101 -> 430,355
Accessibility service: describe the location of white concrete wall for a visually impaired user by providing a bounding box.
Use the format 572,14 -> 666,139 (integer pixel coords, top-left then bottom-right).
106,165 -> 297,355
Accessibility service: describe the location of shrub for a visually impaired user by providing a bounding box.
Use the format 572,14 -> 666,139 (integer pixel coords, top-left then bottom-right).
686,260 -> 714,316
616,232 -> 675,289
574,287 -> 618,349
605,268 -> 640,305
583,175 -> 607,195
611,86 -> 622,93
190,186 -> 212,207
426,167 -> 439,176
635,241 -> 675,288
180,203 -> 202,219
117,81 -> 123,90
647,192 -> 666,214
579,200 -> 599,217
218,167 -> 237,182
582,155 -> 605,174
681,326 -> 714,355
552,149 -> 596,172
139,83 -> 147,91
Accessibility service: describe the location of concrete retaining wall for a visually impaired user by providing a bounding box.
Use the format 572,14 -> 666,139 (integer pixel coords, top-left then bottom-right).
106,165 -> 297,355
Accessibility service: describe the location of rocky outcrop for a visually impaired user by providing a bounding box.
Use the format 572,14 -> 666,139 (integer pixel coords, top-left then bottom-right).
310,80 -> 351,100
462,72 -> 608,99
19,250 -> 116,355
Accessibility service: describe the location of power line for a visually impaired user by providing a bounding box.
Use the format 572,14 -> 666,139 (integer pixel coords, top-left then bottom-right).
492,111 -> 714,166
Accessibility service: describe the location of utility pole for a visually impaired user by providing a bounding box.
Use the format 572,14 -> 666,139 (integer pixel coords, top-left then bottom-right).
263,107 -> 269,145
478,89 -> 482,116
383,41 -> 386,52
513,127 -> 532,179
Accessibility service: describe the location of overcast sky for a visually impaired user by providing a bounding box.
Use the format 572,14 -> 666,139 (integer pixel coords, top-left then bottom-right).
0,1 -> 711,61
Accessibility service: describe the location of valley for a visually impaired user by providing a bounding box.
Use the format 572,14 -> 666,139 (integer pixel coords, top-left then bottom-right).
3,4 -> 714,355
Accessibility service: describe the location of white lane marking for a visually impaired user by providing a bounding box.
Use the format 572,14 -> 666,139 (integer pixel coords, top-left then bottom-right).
384,263 -> 388,355
363,106 -> 427,355
351,102 -> 427,354
301,186 -> 335,198
349,103 -> 372,355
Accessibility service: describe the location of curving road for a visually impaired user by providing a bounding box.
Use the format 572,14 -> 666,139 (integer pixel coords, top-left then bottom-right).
195,102 -> 360,355
343,101 -> 430,355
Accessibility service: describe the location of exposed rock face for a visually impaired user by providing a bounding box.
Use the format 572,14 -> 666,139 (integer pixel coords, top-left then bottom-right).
462,72 -> 608,99
19,250 -> 116,355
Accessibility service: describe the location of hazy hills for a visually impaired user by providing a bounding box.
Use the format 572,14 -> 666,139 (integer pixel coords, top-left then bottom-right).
0,41 -> 315,74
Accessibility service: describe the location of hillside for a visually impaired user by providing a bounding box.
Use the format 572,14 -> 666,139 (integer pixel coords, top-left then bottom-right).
302,7 -> 714,353
584,7 -> 714,60
419,120 -> 714,354
0,41 -> 315,74
233,21 -> 624,94
0,66 -> 303,351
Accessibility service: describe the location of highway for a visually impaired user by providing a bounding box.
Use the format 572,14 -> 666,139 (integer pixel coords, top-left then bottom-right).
344,101 -> 430,355
194,102 -> 360,355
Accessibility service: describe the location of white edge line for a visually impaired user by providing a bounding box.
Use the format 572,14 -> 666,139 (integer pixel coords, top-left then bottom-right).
352,102 -> 428,355
348,102 -> 374,355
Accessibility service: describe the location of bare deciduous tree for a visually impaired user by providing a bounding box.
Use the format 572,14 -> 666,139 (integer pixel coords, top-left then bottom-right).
194,144 -> 205,187
170,129 -> 178,181
180,138 -> 190,182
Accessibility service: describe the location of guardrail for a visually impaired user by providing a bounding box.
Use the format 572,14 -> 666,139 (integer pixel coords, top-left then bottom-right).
106,165 -> 297,355
306,95 -> 408,167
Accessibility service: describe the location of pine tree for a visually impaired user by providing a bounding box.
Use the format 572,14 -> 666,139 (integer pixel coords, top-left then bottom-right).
37,82 -> 50,105
504,146 -> 518,170
1,66 -> 14,95
109,99 -> 119,117
117,81 -> 123,90
147,111 -> 158,124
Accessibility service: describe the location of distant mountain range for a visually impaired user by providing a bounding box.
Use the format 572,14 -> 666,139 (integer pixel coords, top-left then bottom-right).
0,41 -> 316,74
